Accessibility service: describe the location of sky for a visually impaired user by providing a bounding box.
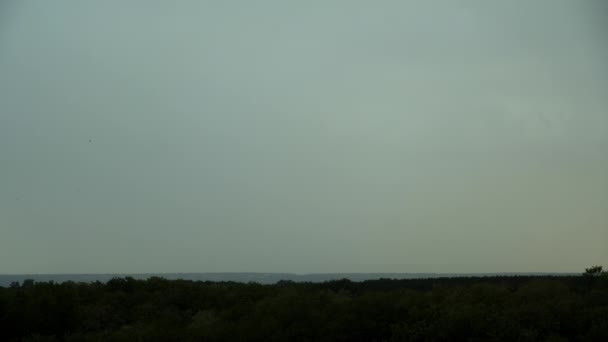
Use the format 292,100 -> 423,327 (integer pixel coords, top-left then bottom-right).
1,1 -> 607,274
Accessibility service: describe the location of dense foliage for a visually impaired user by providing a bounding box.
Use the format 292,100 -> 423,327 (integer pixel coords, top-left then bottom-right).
1,273 -> 607,341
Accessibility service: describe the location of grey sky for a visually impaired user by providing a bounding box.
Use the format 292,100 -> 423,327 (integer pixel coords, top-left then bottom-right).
1,1 -> 607,274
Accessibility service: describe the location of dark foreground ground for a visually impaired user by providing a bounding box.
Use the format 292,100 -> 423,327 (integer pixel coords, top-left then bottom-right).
1,275 -> 607,341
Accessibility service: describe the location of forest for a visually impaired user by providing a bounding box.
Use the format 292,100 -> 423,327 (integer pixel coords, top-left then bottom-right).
1,267 -> 607,341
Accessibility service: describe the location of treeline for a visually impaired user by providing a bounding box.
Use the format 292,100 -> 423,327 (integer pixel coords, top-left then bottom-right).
1,272 -> 607,341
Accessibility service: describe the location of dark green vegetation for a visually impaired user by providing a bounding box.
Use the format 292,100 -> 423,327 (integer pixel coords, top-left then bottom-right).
1,269 -> 607,341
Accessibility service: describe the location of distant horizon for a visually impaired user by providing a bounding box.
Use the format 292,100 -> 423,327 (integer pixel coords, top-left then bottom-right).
0,271 -> 582,287
1,271 -> 582,276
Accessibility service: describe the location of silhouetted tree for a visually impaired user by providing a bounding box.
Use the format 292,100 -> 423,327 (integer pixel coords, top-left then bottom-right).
583,265 -> 604,277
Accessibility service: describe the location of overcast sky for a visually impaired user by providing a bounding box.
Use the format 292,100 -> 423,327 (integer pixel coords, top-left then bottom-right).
1,1 -> 607,274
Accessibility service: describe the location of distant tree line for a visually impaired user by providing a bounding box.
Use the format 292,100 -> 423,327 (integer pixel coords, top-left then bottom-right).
0,267 -> 607,341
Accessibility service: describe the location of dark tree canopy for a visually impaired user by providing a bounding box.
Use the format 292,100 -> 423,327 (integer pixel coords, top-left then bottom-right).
1,268 -> 607,341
